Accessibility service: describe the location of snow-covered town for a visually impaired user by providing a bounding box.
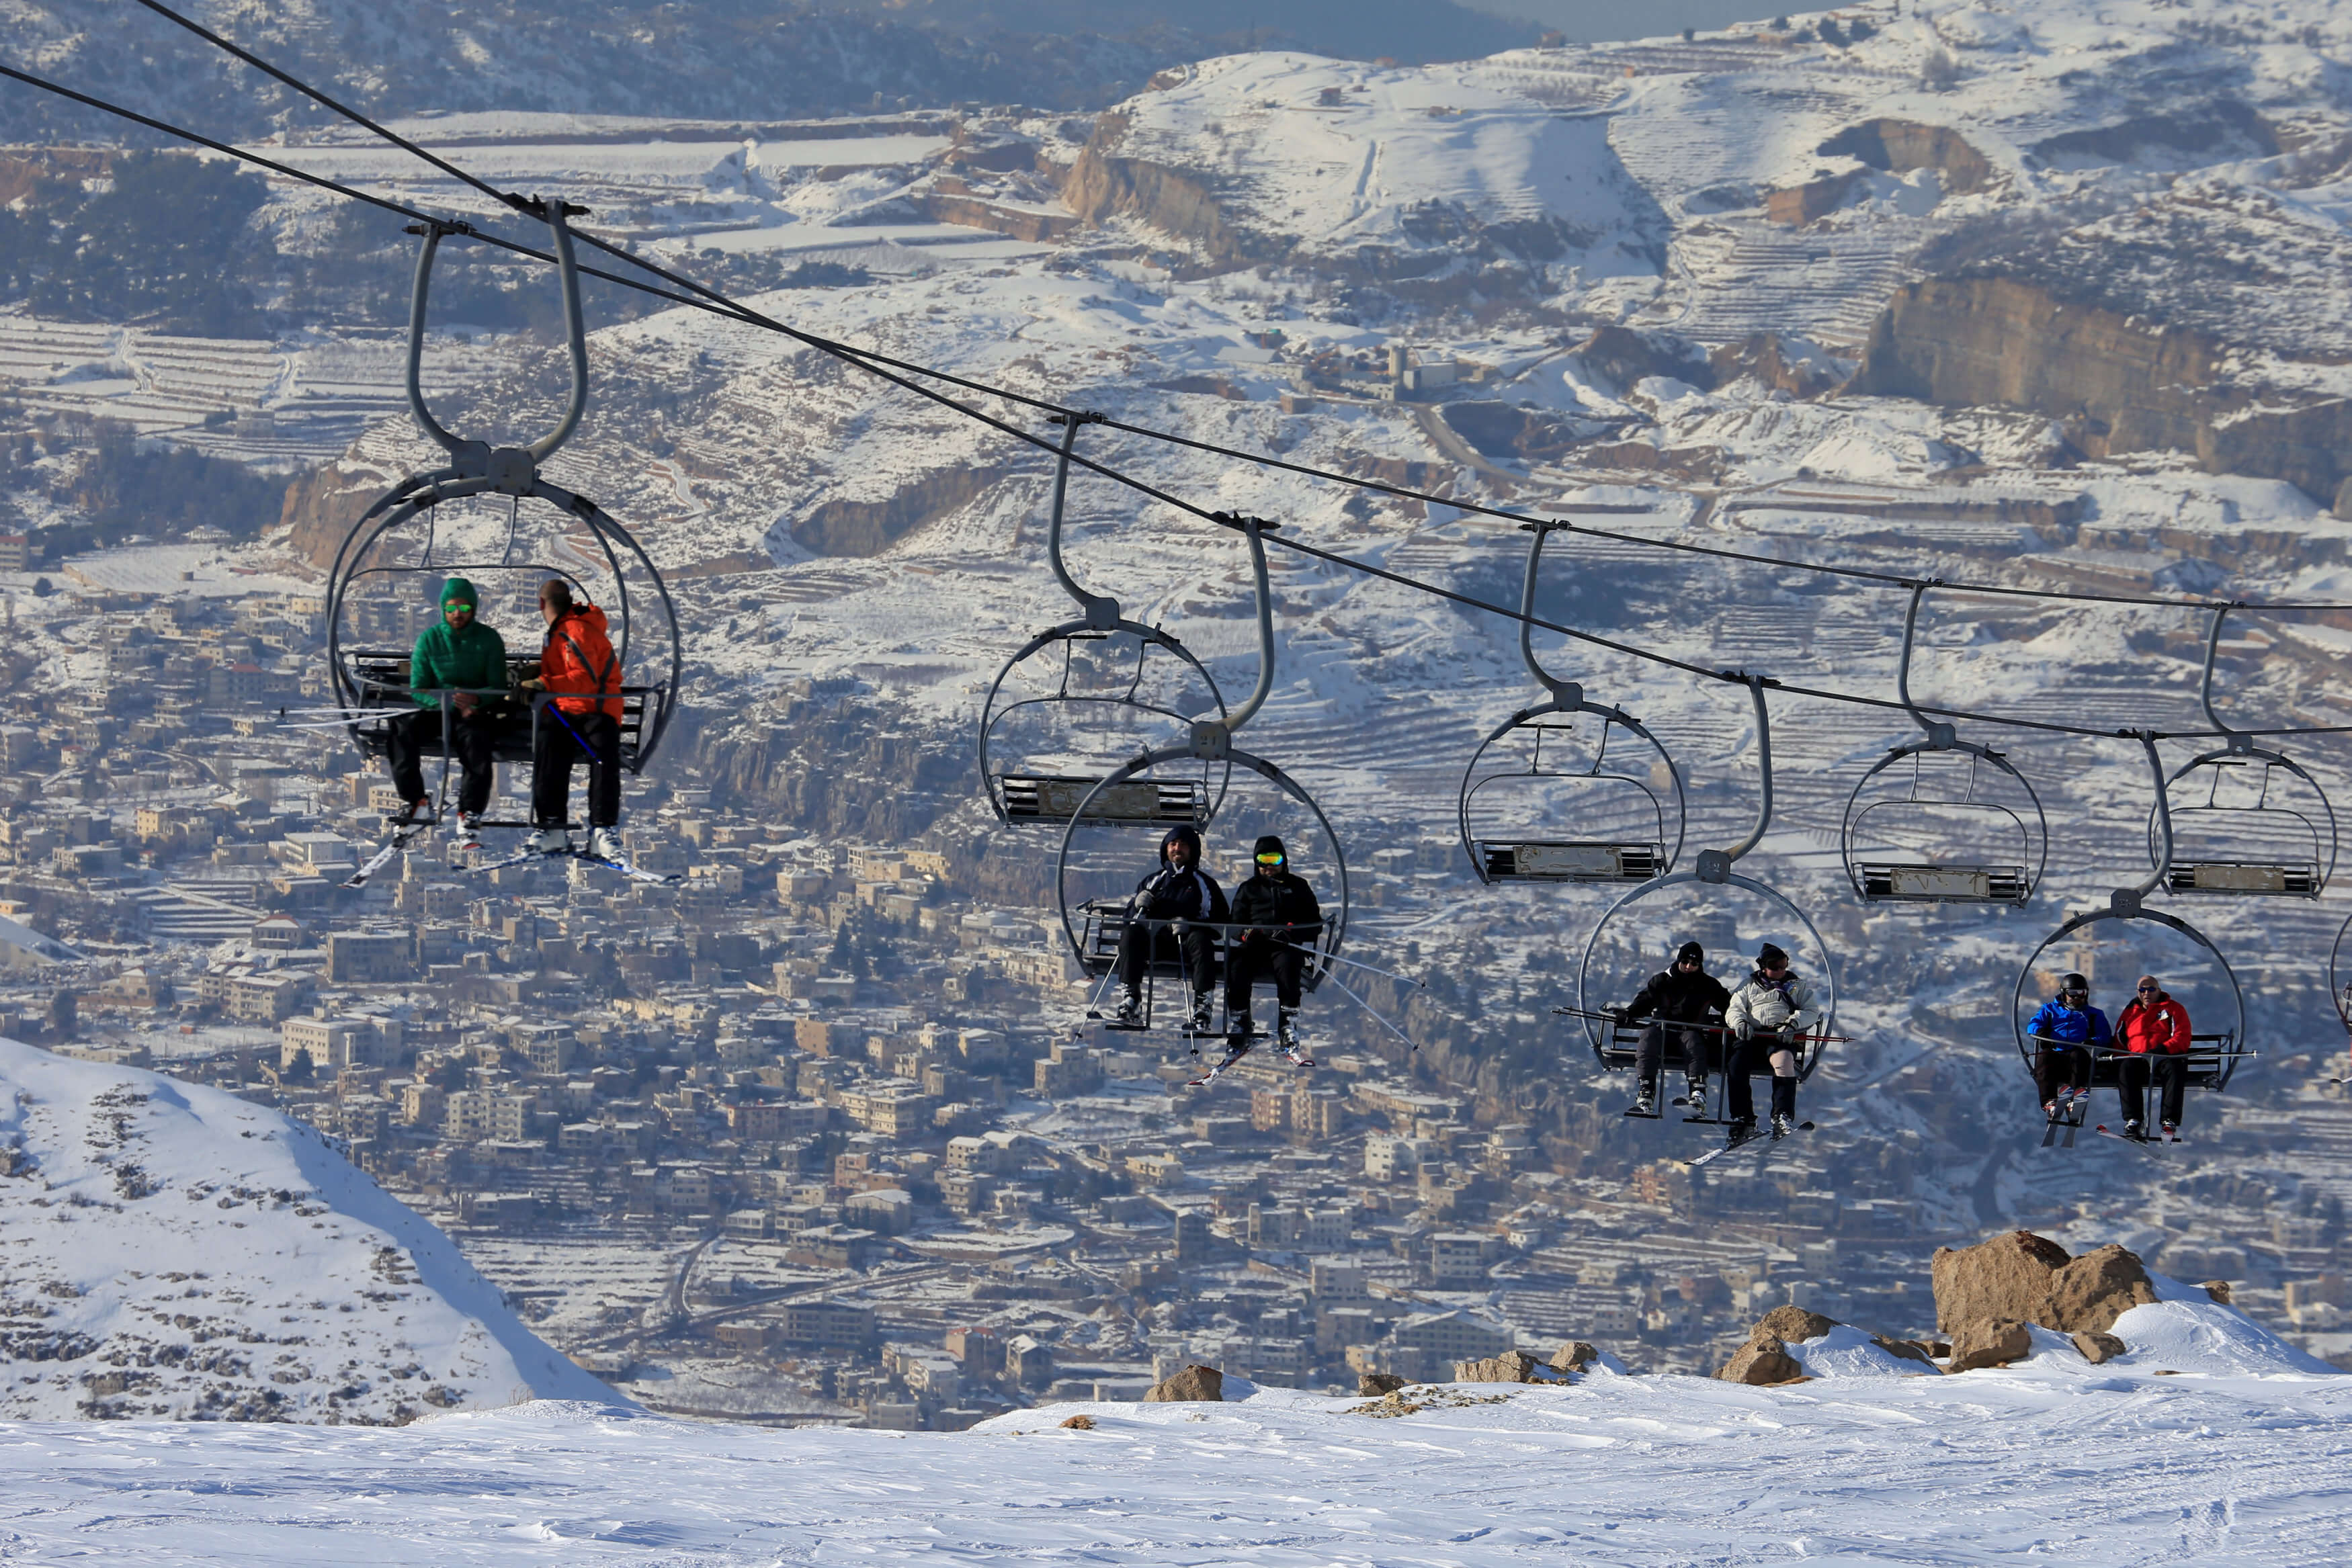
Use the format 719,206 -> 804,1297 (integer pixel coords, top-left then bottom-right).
5,0 -> 2352,1559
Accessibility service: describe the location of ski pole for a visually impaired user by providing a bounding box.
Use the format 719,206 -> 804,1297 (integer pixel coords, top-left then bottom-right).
1269,937 -> 1427,987
1326,969 -> 1419,1053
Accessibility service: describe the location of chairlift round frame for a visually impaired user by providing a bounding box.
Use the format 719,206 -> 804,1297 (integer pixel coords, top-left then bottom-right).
322,202 -> 680,775
2013,732 -> 2247,1094
1457,522 -> 1685,887
1571,674 -> 1838,1079
2146,605 -> 2338,899
977,412 -> 1231,829
1841,584 -> 2047,908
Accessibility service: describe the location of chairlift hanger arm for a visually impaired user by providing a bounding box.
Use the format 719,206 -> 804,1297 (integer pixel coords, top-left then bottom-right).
1044,412 -> 1118,629
1515,520 -> 1580,705
1695,674 -> 1774,881
1895,580 -> 1955,747
2199,601 -> 2251,749
2130,730 -> 2173,908
405,202 -> 589,469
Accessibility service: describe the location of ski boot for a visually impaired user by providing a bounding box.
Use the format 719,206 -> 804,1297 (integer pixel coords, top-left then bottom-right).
1227,1010 -> 1255,1046
2161,1121 -> 2179,1142
1275,1009 -> 1310,1066
1111,988 -> 1145,1028
1683,1076 -> 1708,1119
530,826 -> 570,855
2122,1118 -> 2145,1141
456,812 -> 484,851
1771,1112 -> 1796,1139
1631,1082 -> 1657,1117
394,797 -> 433,828
1186,990 -> 1216,1036
1724,1116 -> 1759,1148
589,826 -> 624,862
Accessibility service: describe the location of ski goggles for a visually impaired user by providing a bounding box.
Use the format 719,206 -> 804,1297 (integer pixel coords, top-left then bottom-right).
1255,851 -> 1286,867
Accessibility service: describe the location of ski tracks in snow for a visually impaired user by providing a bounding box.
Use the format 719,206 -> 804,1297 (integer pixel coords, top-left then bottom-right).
1,1366 -> 2349,1563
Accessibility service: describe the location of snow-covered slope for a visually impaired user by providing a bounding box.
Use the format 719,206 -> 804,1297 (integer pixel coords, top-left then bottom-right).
0,1038 -> 625,1422
0,1321 -> 2340,1563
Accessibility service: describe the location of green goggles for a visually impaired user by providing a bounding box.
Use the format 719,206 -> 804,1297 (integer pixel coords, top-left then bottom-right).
1255,852 -> 1286,866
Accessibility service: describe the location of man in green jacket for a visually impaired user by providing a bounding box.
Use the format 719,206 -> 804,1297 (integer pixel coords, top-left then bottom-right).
386,576 -> 507,837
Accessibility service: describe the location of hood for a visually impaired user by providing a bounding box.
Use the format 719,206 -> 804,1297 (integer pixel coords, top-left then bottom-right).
437,576 -> 478,611
1253,834 -> 1287,862
1160,824 -> 1204,865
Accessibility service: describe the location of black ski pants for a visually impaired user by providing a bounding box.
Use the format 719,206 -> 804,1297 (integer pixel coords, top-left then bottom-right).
1224,935 -> 1304,1015
2117,1053 -> 2187,1128
2033,1043 -> 2093,1106
386,705 -> 495,816
1635,1022 -> 1710,1090
1116,920 -> 1217,997
532,707 -> 620,829
1726,1033 -> 1798,1124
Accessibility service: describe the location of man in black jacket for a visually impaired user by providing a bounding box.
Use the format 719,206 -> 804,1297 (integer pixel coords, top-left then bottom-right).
1622,941 -> 1730,1119
1225,834 -> 1323,1055
1114,824 -> 1227,1033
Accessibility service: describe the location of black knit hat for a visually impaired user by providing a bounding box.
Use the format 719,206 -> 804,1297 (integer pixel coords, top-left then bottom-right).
1675,941 -> 1705,965
1757,943 -> 1789,969
1254,834 -> 1287,861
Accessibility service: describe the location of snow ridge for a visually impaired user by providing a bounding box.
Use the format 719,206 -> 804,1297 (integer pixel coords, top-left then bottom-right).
0,1037 -> 625,1422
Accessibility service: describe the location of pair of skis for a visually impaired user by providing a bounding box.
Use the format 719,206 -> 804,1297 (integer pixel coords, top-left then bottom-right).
1691,1119 -> 1813,1168
2040,1088 -> 2091,1149
465,841 -> 683,885
1184,1037 -> 1314,1089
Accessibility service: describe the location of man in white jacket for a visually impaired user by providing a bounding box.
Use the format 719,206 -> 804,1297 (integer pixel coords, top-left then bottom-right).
1724,943 -> 1820,1139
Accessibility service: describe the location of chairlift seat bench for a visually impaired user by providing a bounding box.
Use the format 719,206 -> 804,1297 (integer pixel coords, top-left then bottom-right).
345,650 -> 657,772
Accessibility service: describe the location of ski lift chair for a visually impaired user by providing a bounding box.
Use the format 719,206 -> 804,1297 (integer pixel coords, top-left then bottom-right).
2150,607 -> 2336,898
1578,676 -> 1839,1113
1842,584 -> 2046,907
1060,515 -> 1348,1033
980,414 -> 1229,829
325,201 -> 680,818
1458,523 -> 1685,886
2013,733 -> 2249,1098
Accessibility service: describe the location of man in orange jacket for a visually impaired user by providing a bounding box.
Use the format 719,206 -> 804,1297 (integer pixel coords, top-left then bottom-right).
2115,973 -> 2192,1141
521,578 -> 624,859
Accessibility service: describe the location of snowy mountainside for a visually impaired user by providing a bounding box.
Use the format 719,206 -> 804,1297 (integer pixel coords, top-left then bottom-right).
0,1303 -> 2342,1563
0,1038 -> 624,1422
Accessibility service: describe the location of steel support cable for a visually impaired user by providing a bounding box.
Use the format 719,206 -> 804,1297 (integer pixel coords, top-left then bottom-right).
67,6 -> 2352,619
15,66 -> 2352,742
36,19 -> 2352,617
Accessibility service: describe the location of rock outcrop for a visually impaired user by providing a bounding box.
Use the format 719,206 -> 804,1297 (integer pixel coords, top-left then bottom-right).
2202,1280 -> 2234,1305
1357,1372 -> 1409,1397
1933,1232 -> 2162,1337
1719,1337 -> 1806,1386
1931,1231 -> 2072,1335
1852,277 -> 2352,503
2044,1245 -> 2161,1336
1945,1317 -> 2034,1373
792,464 -> 1010,557
1550,1342 -> 1601,1375
2073,1332 -> 2128,1364
1144,1364 -> 1223,1403
1454,1350 -> 1550,1384
1818,119 -> 1995,193
1717,1306 -> 1835,1385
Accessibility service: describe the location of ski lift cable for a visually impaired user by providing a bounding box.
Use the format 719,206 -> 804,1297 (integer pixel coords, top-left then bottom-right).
14,62 -> 2352,744
57,11 -> 2352,621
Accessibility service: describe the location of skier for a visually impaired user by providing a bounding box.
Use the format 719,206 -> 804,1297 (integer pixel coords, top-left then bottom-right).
384,576 -> 505,841
1111,824 -> 1227,1032
1619,940 -> 1731,1118
2115,973 -> 2192,1141
1224,834 -> 1322,1055
2025,972 -> 2111,1119
520,578 -> 623,860
1724,943 -> 1821,1140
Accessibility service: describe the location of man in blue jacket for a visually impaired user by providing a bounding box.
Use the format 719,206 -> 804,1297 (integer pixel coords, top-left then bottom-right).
2026,972 -> 2111,1116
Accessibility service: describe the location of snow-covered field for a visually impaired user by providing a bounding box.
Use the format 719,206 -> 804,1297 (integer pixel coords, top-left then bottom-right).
0,1316 -> 2343,1564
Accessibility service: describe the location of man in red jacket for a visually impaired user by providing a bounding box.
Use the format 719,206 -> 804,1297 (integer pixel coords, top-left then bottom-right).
2115,973 -> 2192,1141
521,578 -> 624,859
